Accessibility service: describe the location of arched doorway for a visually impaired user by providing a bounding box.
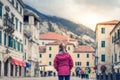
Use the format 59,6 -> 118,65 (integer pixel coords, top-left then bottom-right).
4,59 -> 9,76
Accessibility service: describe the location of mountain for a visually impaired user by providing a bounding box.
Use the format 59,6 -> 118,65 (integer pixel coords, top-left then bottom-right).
25,4 -> 96,48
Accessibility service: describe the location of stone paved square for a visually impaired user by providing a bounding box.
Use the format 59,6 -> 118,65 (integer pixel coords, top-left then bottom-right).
0,77 -> 96,80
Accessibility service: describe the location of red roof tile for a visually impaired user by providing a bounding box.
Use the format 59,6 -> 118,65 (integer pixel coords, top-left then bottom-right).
39,32 -> 76,41
74,46 -> 95,53
97,20 -> 119,25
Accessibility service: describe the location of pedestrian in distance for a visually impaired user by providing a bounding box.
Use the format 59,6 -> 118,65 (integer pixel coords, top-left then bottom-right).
79,69 -> 84,79
54,43 -> 74,80
85,69 -> 89,79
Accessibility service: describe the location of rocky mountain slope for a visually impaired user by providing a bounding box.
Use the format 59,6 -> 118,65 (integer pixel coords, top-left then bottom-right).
25,4 -> 96,48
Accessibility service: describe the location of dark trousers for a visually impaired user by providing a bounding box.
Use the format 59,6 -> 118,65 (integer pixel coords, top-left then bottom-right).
58,75 -> 70,80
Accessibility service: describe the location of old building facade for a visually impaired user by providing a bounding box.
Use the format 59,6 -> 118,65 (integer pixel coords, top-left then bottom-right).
110,21 -> 120,72
23,9 -> 40,77
95,20 -> 119,73
0,0 -> 25,77
39,32 -> 95,75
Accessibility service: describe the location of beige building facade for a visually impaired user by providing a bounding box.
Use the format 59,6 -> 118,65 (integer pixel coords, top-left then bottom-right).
0,0 -> 25,77
95,20 -> 119,73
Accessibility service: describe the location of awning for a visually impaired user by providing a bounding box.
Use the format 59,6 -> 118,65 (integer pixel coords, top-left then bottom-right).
11,58 -> 26,67
26,62 -> 31,68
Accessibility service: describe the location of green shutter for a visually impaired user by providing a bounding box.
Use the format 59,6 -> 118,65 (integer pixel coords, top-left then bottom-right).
4,33 -> 6,46
49,47 -> 52,50
101,54 -> 105,62
68,47 -> 70,50
49,54 -> 52,58
87,54 -> 89,58
77,54 -> 80,58
0,31 -> 2,44
49,62 -> 52,66
17,41 -> 20,51
101,41 -> 105,47
20,22 -> 22,33
101,28 -> 105,34
11,0 -> 14,5
40,54 -> 42,58
16,18 -> 18,30
0,4 -> 2,17
87,62 -> 89,66
13,39 -> 16,49
16,2 -> 18,10
8,36 -> 13,47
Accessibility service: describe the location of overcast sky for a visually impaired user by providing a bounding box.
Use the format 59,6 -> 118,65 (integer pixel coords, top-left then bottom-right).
23,0 -> 120,31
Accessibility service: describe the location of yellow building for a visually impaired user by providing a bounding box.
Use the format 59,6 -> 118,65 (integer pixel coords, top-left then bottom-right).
39,32 -> 95,75
95,20 -> 119,73
110,21 -> 120,72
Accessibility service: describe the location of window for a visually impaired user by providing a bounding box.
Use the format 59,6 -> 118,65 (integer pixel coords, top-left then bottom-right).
8,36 -> 13,47
0,4 -> 2,17
115,54 -> 117,62
86,62 -> 89,66
17,42 -> 20,51
49,62 -> 52,66
20,22 -> 22,33
16,18 -> 18,30
87,54 -> 89,58
49,54 -> 52,58
101,54 -> 105,62
11,13 -> 14,23
13,39 -> 16,49
0,31 -> 2,44
49,47 -> 52,51
42,42 -> 44,45
101,28 -> 105,34
4,33 -> 7,46
77,54 -> 80,58
24,16 -> 29,23
117,29 -> 120,38
25,38 -> 26,45
24,53 -> 26,60
101,41 -> 105,47
16,2 -> 18,10
68,47 -> 70,50
21,44 -> 23,52
112,36 -> 114,43
40,54 -> 42,58
11,0 -> 14,6
75,62 -> 81,66
20,7 -> 22,15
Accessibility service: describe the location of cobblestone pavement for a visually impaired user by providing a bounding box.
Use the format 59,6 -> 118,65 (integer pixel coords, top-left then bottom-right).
0,76 -> 96,80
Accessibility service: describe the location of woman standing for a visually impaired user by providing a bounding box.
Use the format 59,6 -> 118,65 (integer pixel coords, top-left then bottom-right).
54,43 -> 74,80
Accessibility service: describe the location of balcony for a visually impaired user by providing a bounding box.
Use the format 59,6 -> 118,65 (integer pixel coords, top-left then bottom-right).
3,18 -> 14,34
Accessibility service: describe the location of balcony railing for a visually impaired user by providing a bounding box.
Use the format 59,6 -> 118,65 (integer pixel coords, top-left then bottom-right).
3,18 -> 14,33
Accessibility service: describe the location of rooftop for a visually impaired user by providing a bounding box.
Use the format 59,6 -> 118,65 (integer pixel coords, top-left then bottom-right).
39,32 -> 76,41
74,45 -> 95,53
97,20 -> 119,25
